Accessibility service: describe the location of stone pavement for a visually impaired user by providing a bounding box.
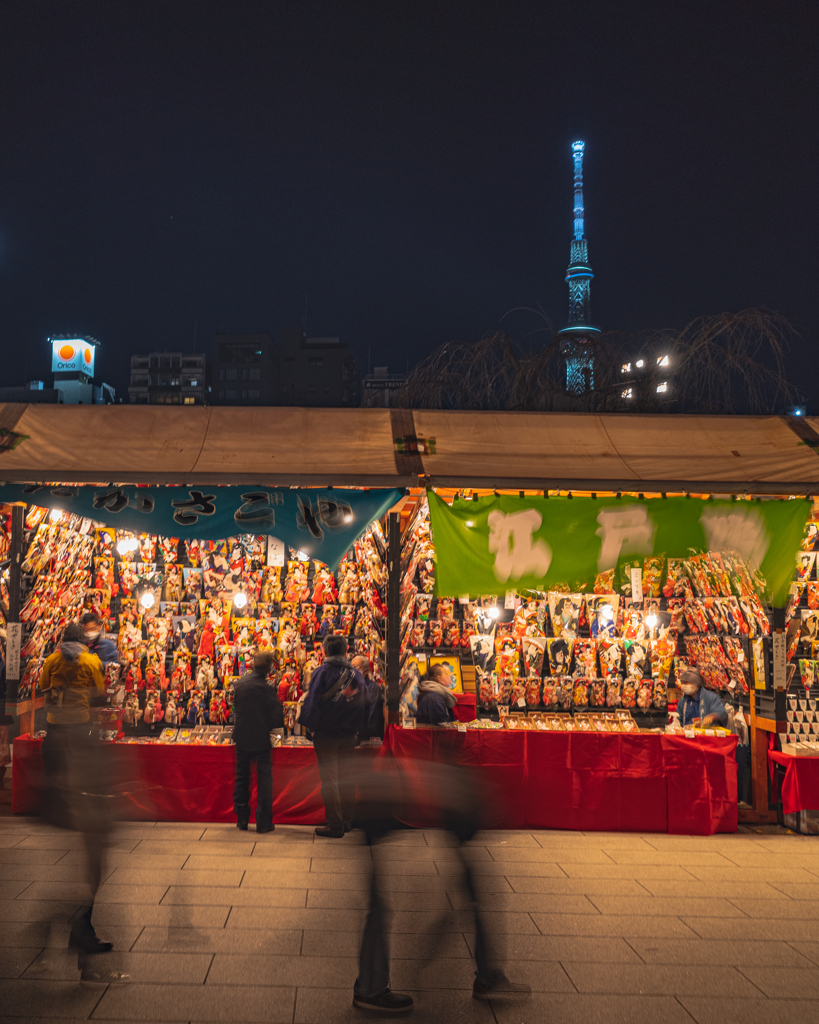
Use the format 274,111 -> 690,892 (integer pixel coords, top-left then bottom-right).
1,818 -> 819,1023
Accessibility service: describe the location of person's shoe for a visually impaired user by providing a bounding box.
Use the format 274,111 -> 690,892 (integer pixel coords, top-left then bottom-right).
343,821 -> 352,833
80,967 -> 130,983
256,824 -> 275,833
353,989 -> 413,1012
315,826 -> 344,838
69,911 -> 113,954
237,821 -> 249,831
472,971 -> 531,1001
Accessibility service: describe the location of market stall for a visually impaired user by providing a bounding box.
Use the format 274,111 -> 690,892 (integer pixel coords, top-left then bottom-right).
2,404 -> 818,830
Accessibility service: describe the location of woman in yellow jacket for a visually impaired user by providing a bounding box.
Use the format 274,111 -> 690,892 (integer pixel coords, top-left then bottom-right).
38,622 -> 122,979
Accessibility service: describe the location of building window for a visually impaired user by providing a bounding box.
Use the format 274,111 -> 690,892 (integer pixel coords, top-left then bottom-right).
219,343 -> 262,363
171,356 -> 180,368
226,368 -> 238,382
307,384 -> 316,393
159,357 -> 170,368
183,397 -> 195,405
249,367 -> 260,381
218,390 -> 224,400
308,356 -> 324,366
188,379 -> 198,386
225,389 -> 237,400
171,377 -> 180,387
248,389 -> 260,399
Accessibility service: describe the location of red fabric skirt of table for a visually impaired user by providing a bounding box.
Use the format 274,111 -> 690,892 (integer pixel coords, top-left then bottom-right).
768,750 -> 819,815
12,727 -> 738,834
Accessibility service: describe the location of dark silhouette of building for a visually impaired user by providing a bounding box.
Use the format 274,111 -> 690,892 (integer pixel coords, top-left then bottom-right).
128,353 -> 206,405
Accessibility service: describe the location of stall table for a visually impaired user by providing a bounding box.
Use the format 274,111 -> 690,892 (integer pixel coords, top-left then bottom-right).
14,727 -> 737,834
768,750 -> 819,816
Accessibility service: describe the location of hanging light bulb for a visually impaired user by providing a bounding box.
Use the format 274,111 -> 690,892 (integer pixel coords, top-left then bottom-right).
646,613 -> 658,629
117,536 -> 138,555
343,511 -> 353,524
49,508 -> 64,523
233,591 -> 248,609
139,590 -> 155,609
488,606 -> 501,620
600,604 -> 614,621
296,550 -> 309,561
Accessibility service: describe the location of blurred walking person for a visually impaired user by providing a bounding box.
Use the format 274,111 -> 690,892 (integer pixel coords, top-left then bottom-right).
38,622 -> 125,981
232,650 -> 283,833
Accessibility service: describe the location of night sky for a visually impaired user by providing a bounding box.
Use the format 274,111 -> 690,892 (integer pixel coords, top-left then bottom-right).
1,1 -> 816,402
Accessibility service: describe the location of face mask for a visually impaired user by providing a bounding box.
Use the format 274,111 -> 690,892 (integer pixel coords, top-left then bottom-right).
84,630 -> 101,642
680,683 -> 699,696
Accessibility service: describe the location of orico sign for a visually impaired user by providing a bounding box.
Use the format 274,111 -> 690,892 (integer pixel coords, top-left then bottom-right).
50,339 -> 95,377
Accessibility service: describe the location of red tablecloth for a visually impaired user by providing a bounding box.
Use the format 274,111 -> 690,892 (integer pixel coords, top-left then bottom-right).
381,728 -> 738,835
453,693 -> 477,722
13,728 -> 738,834
768,750 -> 819,815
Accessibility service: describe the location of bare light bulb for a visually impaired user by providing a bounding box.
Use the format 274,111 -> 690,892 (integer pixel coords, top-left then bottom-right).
646,613 -> 658,629
343,512 -> 353,524
600,604 -> 614,621
296,550 -> 309,561
233,591 -> 248,609
139,591 -> 155,609
49,509 -> 64,523
488,607 -> 500,620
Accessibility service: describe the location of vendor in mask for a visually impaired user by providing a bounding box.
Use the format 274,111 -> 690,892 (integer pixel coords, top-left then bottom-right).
80,612 -> 119,665
676,668 -> 728,728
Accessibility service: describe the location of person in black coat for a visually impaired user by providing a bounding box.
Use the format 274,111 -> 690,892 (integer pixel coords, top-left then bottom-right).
232,651 -> 284,833
416,665 -> 457,724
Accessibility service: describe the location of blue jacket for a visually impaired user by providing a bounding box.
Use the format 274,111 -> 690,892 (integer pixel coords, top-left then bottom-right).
678,687 -> 728,727
299,656 -> 380,737
86,635 -> 119,665
416,691 -> 454,725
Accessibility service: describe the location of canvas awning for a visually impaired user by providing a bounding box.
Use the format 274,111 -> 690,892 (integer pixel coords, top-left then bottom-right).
0,403 -> 816,493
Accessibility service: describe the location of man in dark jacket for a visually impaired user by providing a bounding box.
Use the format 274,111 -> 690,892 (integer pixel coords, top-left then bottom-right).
416,665 -> 457,724
299,634 -> 378,838
80,612 -> 119,665
232,651 -> 284,833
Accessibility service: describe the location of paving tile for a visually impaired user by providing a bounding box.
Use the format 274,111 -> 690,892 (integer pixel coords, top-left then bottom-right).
529,913 -> 700,938
282,844 -> 369,860
680,996 -> 817,1024
0,921 -> 141,951
185,854 -> 311,873
88,902 -> 230,928
0,948 -> 42,979
539,836 -> 656,850
106,868 -> 245,888
294,985 -> 495,1024
0,864 -> 117,884
0,849 -> 68,866
726,898 -> 819,919
489,847 -> 615,864
786,941 -> 819,966
505,876 -> 648,896
684,866 -> 819,884
24,949 -> 213,983
16,881 -> 168,904
161,884 -> 307,908
227,907 -> 366,932
133,926 -> 303,955
769,883 -> 819,900
241,870 -> 371,890
0,880 -> 35,898
0,900 -> 82,923
0,834 -> 25,848
390,956 -> 509,990
629,938 -> 816,967
490,934 -> 642,963
448,891 -> 601,914
446,860 -> 566,877
300,930 -> 472,959
383,873 -> 511,893
57,851 -> 190,870
305,888 -> 450,912
208,952 -> 358,987
489,992 -> 692,1024
562,962 -> 761,996
559,863 -> 694,880
604,850 -> 735,866
307,857 -> 387,874
589,896 -> 747,918
736,965 -> 819,998
390,909 -> 541,934
681,917 -> 819,941
128,840 -> 243,858
471,832 -> 543,847
640,879 -> 788,900
92,981 -> 296,1021
0,980 -> 107,1018
13,835 -> 140,852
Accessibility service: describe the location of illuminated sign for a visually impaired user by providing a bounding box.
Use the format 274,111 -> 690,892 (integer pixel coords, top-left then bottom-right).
51,338 -> 95,377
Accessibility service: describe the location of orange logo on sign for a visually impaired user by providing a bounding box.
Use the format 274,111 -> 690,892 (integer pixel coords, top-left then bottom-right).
59,344 -> 75,361
83,347 -> 92,364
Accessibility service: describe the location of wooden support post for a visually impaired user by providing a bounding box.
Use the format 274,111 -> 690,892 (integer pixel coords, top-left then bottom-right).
385,512 -> 401,725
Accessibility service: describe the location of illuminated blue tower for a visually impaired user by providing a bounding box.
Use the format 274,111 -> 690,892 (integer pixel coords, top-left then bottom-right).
559,141 -> 600,394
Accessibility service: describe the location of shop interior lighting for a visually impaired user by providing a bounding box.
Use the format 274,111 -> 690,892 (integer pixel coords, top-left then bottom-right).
656,382 -> 668,393
296,550 -> 309,561
636,359 -> 644,368
645,613 -> 658,629
116,536 -> 139,555
600,604 -> 614,621
488,606 -> 501,619
139,591 -> 155,609
343,512 -> 353,524
233,591 -> 248,609
465,520 -> 475,527
657,354 -> 669,366
621,388 -> 633,399
49,509 -> 64,523
621,363 -> 631,373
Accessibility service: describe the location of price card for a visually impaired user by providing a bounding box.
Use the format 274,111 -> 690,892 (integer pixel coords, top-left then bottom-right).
404,718 -> 416,730
684,728 -> 696,738
457,724 -> 467,732
458,595 -> 470,604
505,589 -> 518,609
516,697 -> 526,708
266,538 -> 285,568
630,568 -> 643,603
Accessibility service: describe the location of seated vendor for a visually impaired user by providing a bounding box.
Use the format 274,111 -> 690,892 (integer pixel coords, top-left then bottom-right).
416,665 -> 457,725
676,668 -> 728,728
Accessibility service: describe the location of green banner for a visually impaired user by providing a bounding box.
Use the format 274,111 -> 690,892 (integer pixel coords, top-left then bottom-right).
428,490 -> 810,606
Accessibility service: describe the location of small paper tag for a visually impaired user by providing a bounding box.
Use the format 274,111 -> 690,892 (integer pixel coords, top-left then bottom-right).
684,728 -> 695,738
267,538 -> 285,568
505,589 -> 518,609
705,729 -> 716,736
404,718 -> 416,730
630,568 -> 643,603
457,724 -> 467,732
458,595 -> 470,604
516,697 -> 526,708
